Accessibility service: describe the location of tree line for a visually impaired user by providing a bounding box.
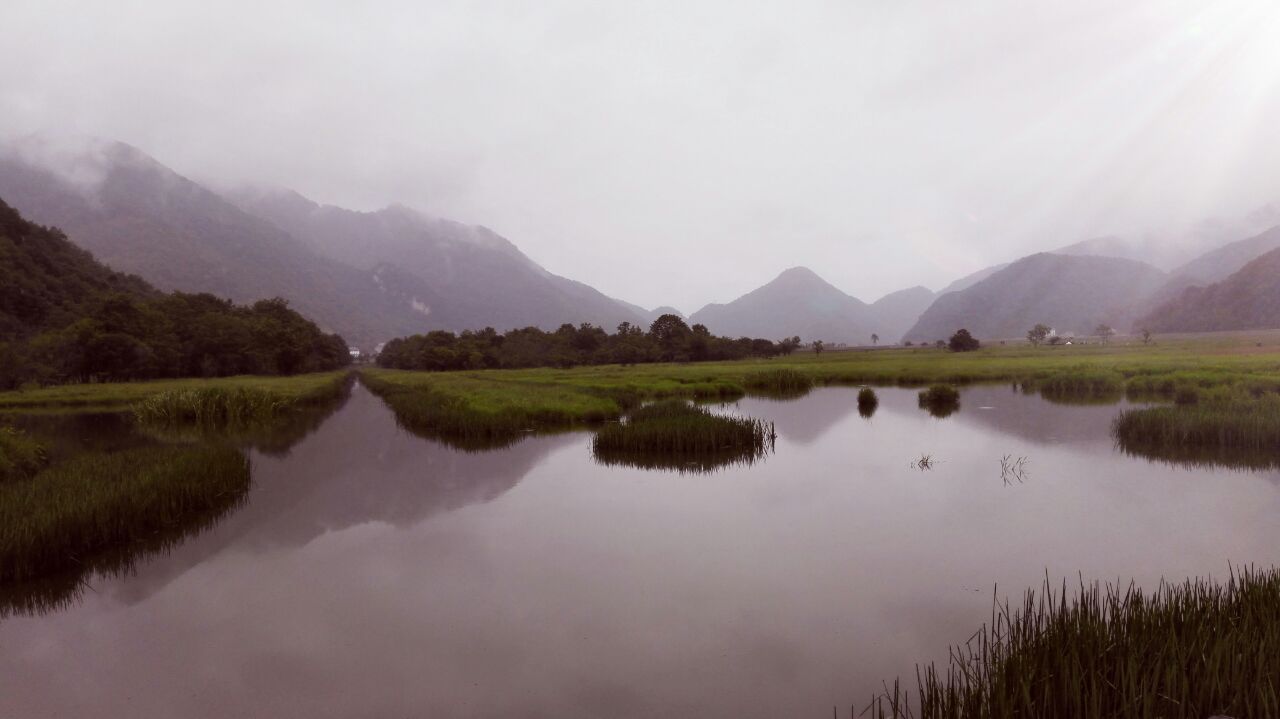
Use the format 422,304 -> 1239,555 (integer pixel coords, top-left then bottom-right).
0,198 -> 349,389
376,314 -> 804,371
0,292 -> 351,388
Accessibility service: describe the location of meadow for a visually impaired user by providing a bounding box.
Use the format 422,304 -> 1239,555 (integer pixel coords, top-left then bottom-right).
360,332 -> 1280,444
0,371 -> 353,413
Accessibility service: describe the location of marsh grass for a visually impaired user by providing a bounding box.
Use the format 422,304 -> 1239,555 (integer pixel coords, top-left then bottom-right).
133,372 -> 350,428
592,400 -> 773,472
0,444 -> 250,585
0,425 -> 47,482
1114,393 -> 1280,469
866,566 -> 1280,719
742,368 -> 813,398
918,385 -> 961,417
1031,369 -> 1125,404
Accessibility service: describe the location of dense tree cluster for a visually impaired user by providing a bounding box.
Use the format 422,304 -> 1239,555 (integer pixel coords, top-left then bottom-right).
377,315 -> 803,371
0,198 -> 349,388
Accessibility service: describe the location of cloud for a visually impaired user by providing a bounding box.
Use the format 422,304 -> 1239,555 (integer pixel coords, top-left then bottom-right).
2,0 -> 1280,309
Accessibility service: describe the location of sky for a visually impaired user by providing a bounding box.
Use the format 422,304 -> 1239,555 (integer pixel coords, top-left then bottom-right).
3,1 -> 1280,312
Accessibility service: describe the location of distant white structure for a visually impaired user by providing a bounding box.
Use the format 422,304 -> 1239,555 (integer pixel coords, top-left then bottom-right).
348,348 -> 361,360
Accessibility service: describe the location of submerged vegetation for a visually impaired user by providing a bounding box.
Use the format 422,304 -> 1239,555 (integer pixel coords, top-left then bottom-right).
592,400 -> 774,472
867,566 -> 1280,719
0,444 -> 250,584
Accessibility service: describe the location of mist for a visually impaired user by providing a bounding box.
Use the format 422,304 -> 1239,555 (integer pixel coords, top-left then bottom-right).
3,0 -> 1280,311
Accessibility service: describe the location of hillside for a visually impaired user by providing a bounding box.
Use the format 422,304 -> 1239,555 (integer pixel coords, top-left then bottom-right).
688,267 -> 878,344
869,286 -> 935,344
0,198 -> 154,340
229,188 -> 647,332
0,140 -> 432,349
903,253 -> 1167,343
1137,225 -> 1280,314
1140,247 -> 1280,332
938,263 -> 1010,295
0,198 -> 348,386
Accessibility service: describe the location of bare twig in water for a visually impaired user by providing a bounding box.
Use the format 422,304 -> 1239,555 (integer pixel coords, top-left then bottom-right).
911,454 -> 935,471
999,454 -> 1030,484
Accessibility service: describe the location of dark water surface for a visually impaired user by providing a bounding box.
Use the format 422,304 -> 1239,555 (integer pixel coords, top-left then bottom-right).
2,384 -> 1279,717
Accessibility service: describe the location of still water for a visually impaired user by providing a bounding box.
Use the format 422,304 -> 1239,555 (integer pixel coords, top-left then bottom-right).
2,383 -> 1278,717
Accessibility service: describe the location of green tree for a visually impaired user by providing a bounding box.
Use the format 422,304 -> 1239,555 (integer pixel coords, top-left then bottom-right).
948,329 -> 980,352
1027,324 -> 1051,347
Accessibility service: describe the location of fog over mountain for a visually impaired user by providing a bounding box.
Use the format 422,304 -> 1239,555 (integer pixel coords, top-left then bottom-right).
904,254 -> 1168,342
1141,245 -> 1280,333
4,2 -> 1280,313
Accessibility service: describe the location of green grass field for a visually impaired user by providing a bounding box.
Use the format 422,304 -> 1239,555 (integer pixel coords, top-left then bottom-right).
360,333 -> 1280,424
0,371 -> 353,412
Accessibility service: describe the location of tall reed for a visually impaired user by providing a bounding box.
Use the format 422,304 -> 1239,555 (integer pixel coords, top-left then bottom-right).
1114,394 -> 1280,468
592,400 -> 774,472
0,444 -> 250,583
866,566 -> 1280,719
0,425 -> 47,483
742,368 -> 814,396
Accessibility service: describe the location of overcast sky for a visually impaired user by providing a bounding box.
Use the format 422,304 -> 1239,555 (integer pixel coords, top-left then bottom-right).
3,1 -> 1280,312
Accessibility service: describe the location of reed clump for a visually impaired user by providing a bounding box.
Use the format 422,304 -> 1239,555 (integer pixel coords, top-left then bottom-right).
1033,369 -> 1124,404
0,444 -> 250,583
857,387 -> 879,418
918,385 -> 961,417
133,387 -> 293,427
742,368 -> 814,396
0,426 -> 47,483
592,400 -> 773,472
867,566 -> 1280,719
1114,393 -> 1280,464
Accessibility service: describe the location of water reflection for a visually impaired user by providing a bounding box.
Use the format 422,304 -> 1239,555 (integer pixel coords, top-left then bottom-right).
2,384 -> 1279,718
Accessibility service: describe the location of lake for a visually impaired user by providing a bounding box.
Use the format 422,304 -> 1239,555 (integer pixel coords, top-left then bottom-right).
2,382 -> 1278,717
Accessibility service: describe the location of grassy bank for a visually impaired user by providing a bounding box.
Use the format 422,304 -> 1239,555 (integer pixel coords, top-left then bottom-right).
359,336 -> 1280,448
0,371 -> 352,413
592,400 -> 774,472
0,444 -> 250,583
866,566 -> 1280,719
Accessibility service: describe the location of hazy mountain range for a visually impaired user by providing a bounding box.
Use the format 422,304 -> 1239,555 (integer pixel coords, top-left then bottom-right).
687,267 -> 933,345
4,136 -> 1280,349
0,139 -> 650,349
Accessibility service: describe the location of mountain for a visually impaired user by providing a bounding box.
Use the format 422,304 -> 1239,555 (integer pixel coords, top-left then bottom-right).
0,197 -> 153,340
1139,247 -> 1280,333
938,263 -> 1010,295
688,267 -> 877,344
1137,225 -> 1280,314
229,188 -> 647,333
869,286 -> 935,344
0,139 -> 433,349
903,253 -> 1167,343
1166,225 -> 1280,287
0,197 -> 348,385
